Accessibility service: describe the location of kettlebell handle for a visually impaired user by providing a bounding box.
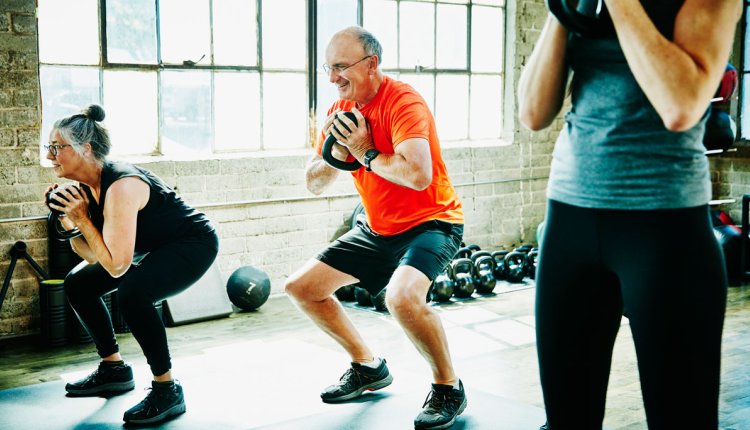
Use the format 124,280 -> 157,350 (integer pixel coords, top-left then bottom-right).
451,257 -> 476,277
321,111 -> 363,171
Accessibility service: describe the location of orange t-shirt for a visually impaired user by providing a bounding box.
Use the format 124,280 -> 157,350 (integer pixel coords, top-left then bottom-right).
316,76 -> 464,236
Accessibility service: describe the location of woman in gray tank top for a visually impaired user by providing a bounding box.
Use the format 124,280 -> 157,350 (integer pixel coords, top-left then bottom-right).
518,1 -> 741,429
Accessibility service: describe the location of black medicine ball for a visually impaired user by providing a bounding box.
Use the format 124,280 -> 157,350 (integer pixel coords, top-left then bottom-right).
227,266 -> 271,311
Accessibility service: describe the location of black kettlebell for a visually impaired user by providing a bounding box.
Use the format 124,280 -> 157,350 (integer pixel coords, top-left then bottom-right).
373,287 -> 388,312
491,250 -> 510,281
527,248 -> 540,280
546,0 -> 615,39
451,258 -> 476,298
455,247 -> 473,259
431,265 -> 455,303
335,284 -> 356,302
46,186 -> 83,240
322,111 -> 363,171
473,255 -> 497,294
504,251 -> 528,283
466,244 -> 481,253
354,286 -> 373,307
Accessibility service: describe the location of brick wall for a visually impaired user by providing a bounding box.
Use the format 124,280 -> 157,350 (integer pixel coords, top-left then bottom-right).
0,0 -> 560,339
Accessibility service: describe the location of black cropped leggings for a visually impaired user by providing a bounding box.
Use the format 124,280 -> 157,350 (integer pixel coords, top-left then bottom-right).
536,200 -> 726,430
65,232 -> 219,376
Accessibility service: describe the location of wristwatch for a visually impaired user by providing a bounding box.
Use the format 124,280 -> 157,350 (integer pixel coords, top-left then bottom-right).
363,149 -> 380,172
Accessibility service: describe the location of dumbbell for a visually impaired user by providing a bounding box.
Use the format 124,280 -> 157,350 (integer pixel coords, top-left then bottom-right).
451,258 -> 476,298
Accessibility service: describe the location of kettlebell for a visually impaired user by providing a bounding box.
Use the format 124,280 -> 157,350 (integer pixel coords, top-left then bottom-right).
46,186 -> 83,240
373,287 -> 388,312
473,255 -> 497,294
451,258 -> 476,298
491,250 -> 510,281
527,248 -> 540,280
431,265 -> 455,303
322,111 -> 364,171
545,0 -> 615,39
354,286 -> 373,307
504,251 -> 528,283
455,246 -> 473,259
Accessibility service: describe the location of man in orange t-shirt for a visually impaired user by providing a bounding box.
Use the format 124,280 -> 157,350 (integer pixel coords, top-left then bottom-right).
285,26 -> 467,429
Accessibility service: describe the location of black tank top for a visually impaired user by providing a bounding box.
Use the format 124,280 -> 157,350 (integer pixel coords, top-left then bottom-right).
81,161 -> 215,254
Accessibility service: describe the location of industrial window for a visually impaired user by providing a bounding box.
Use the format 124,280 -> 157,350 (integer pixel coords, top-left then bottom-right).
38,0 -> 506,160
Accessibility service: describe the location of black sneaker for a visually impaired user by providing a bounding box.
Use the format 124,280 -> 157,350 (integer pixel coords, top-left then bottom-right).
65,361 -> 135,396
320,359 -> 393,403
123,380 -> 186,425
539,422 -> 549,430
414,379 -> 467,430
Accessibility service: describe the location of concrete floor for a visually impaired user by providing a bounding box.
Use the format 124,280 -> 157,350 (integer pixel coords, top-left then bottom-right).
0,281 -> 748,429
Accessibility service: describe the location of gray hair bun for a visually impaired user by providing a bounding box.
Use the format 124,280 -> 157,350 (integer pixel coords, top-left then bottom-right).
82,104 -> 106,122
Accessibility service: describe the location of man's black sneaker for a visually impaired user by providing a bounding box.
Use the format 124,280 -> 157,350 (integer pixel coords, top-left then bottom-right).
414,379 -> 467,430
539,422 -> 549,430
123,380 -> 186,424
64,361 -> 135,396
320,359 -> 393,403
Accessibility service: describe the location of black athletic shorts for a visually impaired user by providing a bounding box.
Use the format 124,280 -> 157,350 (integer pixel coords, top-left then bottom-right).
317,217 -> 464,295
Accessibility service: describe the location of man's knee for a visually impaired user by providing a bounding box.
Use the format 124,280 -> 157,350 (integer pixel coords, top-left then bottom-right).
385,284 -> 426,316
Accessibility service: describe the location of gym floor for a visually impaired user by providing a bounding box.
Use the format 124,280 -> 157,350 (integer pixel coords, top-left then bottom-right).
0,282 -> 748,429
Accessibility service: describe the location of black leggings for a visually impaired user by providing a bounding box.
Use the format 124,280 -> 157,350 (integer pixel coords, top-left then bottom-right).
536,200 -> 726,430
65,232 -> 219,376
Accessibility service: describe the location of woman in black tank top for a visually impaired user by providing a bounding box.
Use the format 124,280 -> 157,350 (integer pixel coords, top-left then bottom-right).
44,104 -> 219,425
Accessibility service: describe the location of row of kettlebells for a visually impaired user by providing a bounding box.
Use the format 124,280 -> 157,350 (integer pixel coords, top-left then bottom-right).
429,244 -> 539,303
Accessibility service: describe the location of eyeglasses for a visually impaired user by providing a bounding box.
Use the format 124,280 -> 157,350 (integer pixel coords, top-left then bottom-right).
322,55 -> 372,75
44,144 -> 71,157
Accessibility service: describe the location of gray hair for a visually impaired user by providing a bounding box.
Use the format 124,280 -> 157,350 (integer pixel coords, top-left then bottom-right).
343,26 -> 383,66
53,104 -> 110,164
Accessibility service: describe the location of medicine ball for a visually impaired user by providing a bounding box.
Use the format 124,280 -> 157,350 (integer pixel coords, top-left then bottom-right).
227,266 -> 271,311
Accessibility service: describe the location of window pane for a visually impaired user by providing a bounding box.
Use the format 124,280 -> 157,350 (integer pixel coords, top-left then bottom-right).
473,0 -> 504,5
39,66 -> 101,161
161,71 -> 213,155
215,72 -> 261,151
213,0 -> 257,66
399,74 -> 435,113
103,71 -> 158,155
436,74 -> 469,141
106,0 -> 157,64
400,2 -> 435,69
745,11 -> 750,71
263,73 -> 307,150
363,0 -> 398,69
316,0 -> 359,126
470,74 -> 502,139
160,0 -> 211,65
471,6 -> 504,72
38,0 -> 99,65
742,75 -> 750,139
262,0 -> 306,69
436,4 -> 467,69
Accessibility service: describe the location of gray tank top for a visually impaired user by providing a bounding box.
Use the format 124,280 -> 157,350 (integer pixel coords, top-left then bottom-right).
548,17 -> 710,210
